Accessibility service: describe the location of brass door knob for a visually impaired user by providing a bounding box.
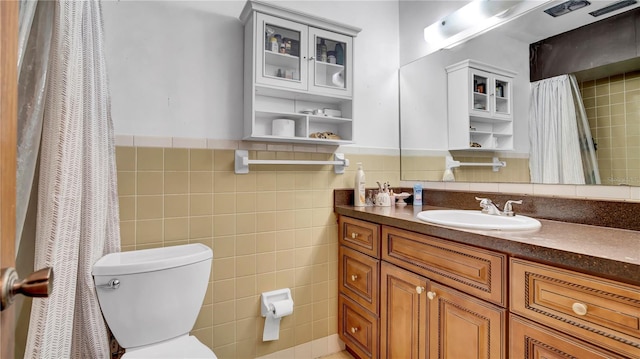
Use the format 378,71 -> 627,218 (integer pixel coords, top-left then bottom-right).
427,291 -> 437,300
351,327 -> 359,334
351,274 -> 358,281
351,232 -> 358,239
572,302 -> 588,316
416,286 -> 424,294
0,267 -> 53,311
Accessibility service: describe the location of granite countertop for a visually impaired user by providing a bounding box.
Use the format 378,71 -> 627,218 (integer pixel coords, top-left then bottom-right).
335,204 -> 640,287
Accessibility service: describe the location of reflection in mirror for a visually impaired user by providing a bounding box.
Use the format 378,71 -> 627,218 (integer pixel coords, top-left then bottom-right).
399,0 -> 640,186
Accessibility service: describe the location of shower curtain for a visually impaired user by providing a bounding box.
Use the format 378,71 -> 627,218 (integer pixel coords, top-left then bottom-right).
529,74 -> 601,184
20,1 -> 121,358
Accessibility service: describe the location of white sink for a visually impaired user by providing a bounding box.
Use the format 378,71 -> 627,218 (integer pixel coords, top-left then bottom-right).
417,210 -> 541,231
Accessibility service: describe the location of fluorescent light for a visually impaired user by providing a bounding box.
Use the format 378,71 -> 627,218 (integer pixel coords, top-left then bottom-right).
423,0 -> 518,47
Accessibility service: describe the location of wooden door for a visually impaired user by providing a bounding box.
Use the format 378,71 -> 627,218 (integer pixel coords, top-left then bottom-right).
0,0 -> 18,357
380,262 -> 427,359
428,282 -> 506,359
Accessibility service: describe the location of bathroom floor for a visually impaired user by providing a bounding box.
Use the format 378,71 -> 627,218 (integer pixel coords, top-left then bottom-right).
320,351 -> 354,359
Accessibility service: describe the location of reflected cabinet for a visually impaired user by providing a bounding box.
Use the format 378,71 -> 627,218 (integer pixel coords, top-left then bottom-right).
240,1 -> 359,144
446,60 -> 516,151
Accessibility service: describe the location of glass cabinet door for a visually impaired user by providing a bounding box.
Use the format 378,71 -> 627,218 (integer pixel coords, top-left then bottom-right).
470,70 -> 491,117
492,74 -> 512,119
256,13 -> 308,91
309,28 -> 352,97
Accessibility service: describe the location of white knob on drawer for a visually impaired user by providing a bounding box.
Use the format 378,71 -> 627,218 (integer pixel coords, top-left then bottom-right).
351,274 -> 358,281
427,291 -> 436,300
416,286 -> 424,294
351,232 -> 358,239
351,327 -> 359,334
572,302 -> 588,316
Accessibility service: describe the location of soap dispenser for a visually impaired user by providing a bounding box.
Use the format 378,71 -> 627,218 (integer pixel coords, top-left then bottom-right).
354,163 -> 366,207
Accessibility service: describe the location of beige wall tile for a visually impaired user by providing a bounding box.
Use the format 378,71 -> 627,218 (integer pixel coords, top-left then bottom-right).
164,217 -> 189,241
164,172 -> 188,194
164,194 -> 188,218
136,196 -> 163,219
118,196 -> 135,221
119,220 -> 135,246
191,149 -> 214,171
213,301 -> 236,326
190,216 -> 213,239
137,171 -> 163,195
117,172 -> 135,196
164,148 -> 188,171
213,214 -> 236,237
214,171 -> 236,193
191,172 -> 213,193
136,219 -> 163,245
214,150 -> 235,171
116,147 -> 136,171
137,147 -> 164,171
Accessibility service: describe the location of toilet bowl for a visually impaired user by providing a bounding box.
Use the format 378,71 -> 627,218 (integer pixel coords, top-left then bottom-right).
93,243 -> 216,358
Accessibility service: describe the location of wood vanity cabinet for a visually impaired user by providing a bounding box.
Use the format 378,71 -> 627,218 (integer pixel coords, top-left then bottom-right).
338,216 -> 381,359
337,215 -> 640,359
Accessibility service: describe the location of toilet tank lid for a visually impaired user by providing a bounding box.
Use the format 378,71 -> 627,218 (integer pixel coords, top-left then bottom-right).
92,244 -> 212,276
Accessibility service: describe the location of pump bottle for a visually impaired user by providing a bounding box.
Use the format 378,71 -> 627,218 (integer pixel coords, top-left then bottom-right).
354,163 -> 366,207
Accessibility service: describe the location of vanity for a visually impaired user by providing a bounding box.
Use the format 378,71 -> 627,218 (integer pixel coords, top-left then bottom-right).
334,190 -> 640,359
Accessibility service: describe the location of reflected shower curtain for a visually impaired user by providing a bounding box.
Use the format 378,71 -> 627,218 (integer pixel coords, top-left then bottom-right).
529,74 -> 600,184
24,1 -> 121,358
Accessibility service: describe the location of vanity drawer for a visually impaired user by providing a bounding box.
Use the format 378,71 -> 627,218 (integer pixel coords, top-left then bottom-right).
339,216 -> 380,258
511,258 -> 640,359
381,225 -> 507,306
339,293 -> 379,359
510,314 -> 626,359
339,245 -> 380,314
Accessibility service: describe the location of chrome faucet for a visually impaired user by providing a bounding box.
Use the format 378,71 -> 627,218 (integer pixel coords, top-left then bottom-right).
475,197 -> 522,216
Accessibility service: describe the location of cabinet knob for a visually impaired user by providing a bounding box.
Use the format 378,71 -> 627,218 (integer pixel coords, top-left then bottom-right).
309,56 -> 315,61
350,327 -> 359,334
572,302 -> 588,316
351,232 -> 358,239
351,274 -> 358,281
415,286 -> 424,294
427,291 -> 436,300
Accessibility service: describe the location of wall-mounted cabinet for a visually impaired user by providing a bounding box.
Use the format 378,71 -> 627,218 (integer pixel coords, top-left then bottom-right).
241,1 -> 359,145
446,60 -> 516,151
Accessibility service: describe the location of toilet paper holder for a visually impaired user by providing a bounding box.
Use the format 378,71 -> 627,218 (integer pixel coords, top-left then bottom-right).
261,288 -> 292,317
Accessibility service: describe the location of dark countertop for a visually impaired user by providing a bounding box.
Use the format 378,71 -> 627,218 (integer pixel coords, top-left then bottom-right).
335,204 -> 640,287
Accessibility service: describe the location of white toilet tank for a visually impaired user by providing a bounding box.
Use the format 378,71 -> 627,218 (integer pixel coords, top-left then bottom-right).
93,244 -> 212,349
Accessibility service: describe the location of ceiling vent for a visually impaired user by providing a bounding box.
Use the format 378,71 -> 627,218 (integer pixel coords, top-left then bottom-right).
544,0 -> 591,17
589,0 -> 637,17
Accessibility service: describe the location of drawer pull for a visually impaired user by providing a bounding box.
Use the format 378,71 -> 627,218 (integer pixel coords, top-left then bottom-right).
416,286 -> 424,294
351,327 -> 359,334
351,274 -> 358,281
572,302 -> 588,316
427,291 -> 437,300
351,232 -> 359,239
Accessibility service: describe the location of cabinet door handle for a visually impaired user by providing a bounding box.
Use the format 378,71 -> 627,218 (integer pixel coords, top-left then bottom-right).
309,56 -> 315,61
427,291 -> 436,300
415,286 -> 424,294
350,327 -> 359,334
351,274 -> 358,281
572,302 -> 588,316
351,232 -> 358,239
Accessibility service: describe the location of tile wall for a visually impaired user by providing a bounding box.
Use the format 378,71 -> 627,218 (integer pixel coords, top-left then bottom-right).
581,70 -> 640,186
115,145 -> 399,358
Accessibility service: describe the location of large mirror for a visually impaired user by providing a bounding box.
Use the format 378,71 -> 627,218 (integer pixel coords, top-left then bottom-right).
400,0 -> 640,186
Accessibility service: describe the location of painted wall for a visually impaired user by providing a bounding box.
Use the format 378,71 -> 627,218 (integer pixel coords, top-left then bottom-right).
102,0 -> 400,150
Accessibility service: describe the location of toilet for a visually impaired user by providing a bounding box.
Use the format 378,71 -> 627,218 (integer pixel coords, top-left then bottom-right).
92,243 -> 216,358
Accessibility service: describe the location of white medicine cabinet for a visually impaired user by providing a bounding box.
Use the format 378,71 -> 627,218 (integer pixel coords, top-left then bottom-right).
446,59 -> 516,151
240,1 -> 359,145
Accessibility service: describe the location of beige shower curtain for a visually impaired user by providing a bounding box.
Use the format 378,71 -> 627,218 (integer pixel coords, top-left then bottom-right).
24,1 -> 121,358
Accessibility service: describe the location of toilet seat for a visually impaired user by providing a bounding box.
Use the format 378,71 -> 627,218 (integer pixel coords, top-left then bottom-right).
122,335 -> 217,359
